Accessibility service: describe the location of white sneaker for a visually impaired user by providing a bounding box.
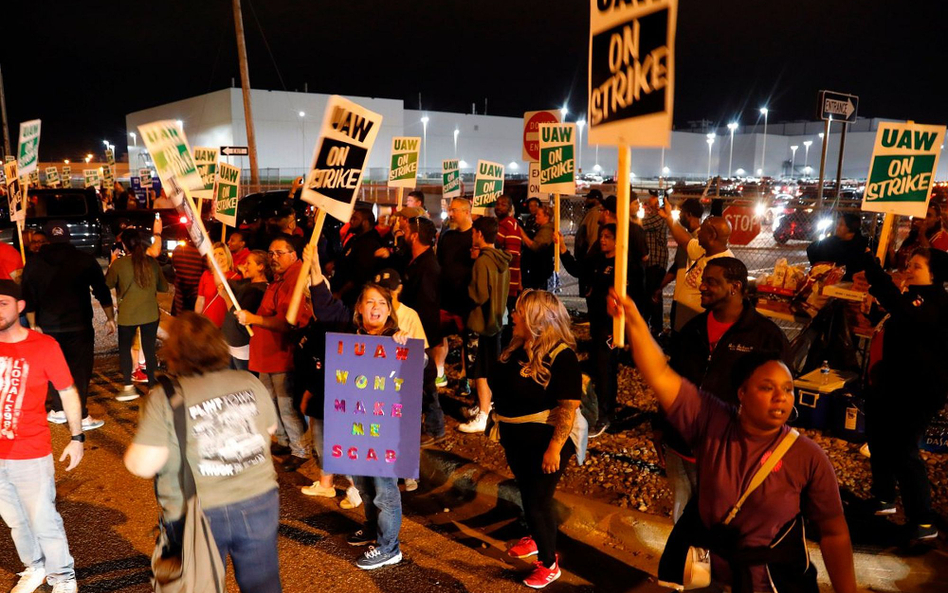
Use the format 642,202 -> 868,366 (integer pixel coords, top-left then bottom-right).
301,482 -> 336,497
11,566 -> 46,593
47,410 -> 67,424
50,579 -> 77,593
458,411 -> 488,434
340,485 -> 363,510
404,478 -> 418,492
115,386 -> 140,402
460,404 -> 480,419
82,416 -> 105,431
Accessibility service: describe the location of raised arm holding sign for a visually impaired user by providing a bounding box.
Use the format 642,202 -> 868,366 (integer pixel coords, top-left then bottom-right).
286,95 -> 384,325
137,120 -> 250,335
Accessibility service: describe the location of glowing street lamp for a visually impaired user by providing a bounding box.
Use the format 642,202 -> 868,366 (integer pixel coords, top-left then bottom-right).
560,104 -> 569,119
727,122 -> 738,176
129,132 -> 137,147
85,154 -> 92,163
759,107 -> 769,176
175,119 -> 183,129
453,128 -> 459,157
790,145 -> 798,178
421,115 -> 429,172
803,140 -> 813,176
706,134 -> 716,179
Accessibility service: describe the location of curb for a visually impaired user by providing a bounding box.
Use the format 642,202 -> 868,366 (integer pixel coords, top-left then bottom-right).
419,444 -> 946,593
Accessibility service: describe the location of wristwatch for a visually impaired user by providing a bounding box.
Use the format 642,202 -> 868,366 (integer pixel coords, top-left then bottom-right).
70,433 -> 86,443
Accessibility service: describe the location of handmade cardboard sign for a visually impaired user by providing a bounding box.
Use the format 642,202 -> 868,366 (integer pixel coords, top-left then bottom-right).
45,166 -> 61,188
300,95 -> 383,223
862,121 -> 946,218
442,159 -> 461,199
4,161 -> 24,224
17,120 -> 41,175
538,123 -> 577,194
388,136 -> 420,188
323,333 -> 424,479
588,0 -> 677,147
472,160 -> 504,214
193,147 -> 218,200
214,162 -> 240,227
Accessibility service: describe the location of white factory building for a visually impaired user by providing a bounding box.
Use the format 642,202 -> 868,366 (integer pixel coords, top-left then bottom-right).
125,87 -> 948,184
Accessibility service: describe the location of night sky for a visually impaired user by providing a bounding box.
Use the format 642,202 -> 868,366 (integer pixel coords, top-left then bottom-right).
4,0 -> 945,160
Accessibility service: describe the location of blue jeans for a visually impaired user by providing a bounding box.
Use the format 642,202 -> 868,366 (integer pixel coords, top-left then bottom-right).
168,488 -> 281,593
353,476 -> 402,555
259,372 -> 311,459
0,455 -> 75,583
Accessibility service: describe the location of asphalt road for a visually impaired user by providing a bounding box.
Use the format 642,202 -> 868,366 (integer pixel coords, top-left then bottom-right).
0,348 -> 664,593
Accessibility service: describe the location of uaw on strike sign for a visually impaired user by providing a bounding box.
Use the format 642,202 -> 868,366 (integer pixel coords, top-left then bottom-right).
862,121 -> 945,218
301,95 -> 383,223
588,0 -> 677,147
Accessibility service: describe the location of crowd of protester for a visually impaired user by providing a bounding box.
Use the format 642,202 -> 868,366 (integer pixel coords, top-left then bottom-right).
3,180 -> 948,593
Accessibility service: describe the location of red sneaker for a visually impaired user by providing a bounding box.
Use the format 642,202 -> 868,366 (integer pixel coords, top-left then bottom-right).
523,555 -> 561,589
131,367 -> 148,384
507,536 -> 538,559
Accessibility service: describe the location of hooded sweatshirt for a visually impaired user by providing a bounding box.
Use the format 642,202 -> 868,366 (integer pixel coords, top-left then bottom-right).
468,246 -> 511,336
22,243 -> 113,333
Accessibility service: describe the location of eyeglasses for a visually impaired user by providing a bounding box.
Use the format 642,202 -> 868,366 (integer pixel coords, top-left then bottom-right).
267,250 -> 292,258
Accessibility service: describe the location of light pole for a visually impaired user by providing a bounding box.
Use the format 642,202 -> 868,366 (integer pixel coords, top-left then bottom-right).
759,107 -> 769,176
129,132 -> 137,147
706,134 -> 715,179
453,128 -> 459,157
420,115 -> 429,173
298,111 -> 306,170
576,117 -> 585,174
790,145 -> 798,178
803,140 -> 812,177
727,122 -> 738,176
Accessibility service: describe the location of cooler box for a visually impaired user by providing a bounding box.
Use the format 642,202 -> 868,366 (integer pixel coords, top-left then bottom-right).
792,369 -> 857,430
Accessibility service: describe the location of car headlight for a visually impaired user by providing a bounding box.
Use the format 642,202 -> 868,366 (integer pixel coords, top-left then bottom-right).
817,218 -> 833,231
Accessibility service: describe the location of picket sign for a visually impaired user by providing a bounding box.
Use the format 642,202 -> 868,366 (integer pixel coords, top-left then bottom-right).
286,95 -> 384,325
137,120 -> 250,335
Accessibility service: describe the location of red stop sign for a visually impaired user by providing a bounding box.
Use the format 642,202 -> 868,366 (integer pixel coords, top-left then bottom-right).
723,205 -> 762,246
523,111 -> 560,161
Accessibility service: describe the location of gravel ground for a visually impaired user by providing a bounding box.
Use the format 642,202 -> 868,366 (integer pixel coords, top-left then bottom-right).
436,324 -> 948,523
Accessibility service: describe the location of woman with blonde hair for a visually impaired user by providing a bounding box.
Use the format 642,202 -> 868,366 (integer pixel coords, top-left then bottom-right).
490,289 -> 585,589
195,242 -> 241,328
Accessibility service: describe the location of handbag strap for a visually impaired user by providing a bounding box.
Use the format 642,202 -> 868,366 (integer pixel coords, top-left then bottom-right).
157,375 -> 198,502
722,428 -> 799,526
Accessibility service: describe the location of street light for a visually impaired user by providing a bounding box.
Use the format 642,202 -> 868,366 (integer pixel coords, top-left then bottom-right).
727,122 -> 738,177
560,104 -> 568,119
85,154 -> 92,163
453,128 -> 459,157
421,115 -> 429,172
759,107 -> 769,177
298,111 -> 306,169
803,140 -> 813,177
576,117 -> 586,173
706,134 -> 716,179
129,132 -> 137,147
63,159 -> 69,164
508,161 -> 519,170
175,119 -> 183,129
790,145 -> 798,178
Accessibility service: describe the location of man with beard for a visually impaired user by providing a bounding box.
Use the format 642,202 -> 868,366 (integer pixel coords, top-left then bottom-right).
332,207 -> 383,307
0,280 -> 84,593
238,235 -> 312,472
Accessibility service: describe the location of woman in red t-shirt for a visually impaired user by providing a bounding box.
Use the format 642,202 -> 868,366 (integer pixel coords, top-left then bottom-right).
194,242 -> 241,327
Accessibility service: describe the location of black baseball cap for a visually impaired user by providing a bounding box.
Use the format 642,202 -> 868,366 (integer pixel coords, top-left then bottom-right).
0,279 -> 22,300
44,220 -> 71,243
373,268 -> 402,291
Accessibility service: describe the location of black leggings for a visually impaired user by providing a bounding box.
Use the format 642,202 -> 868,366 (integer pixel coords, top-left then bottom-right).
118,321 -> 159,387
501,423 -> 574,567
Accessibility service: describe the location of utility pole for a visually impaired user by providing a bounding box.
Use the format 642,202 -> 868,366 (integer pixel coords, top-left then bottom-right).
232,0 -> 260,186
0,64 -> 11,159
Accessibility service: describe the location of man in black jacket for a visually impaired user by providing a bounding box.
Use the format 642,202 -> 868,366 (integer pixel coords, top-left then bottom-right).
332,207 -> 382,307
658,256 -> 789,521
402,217 -> 444,442
22,221 -> 116,430
807,212 -> 868,280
